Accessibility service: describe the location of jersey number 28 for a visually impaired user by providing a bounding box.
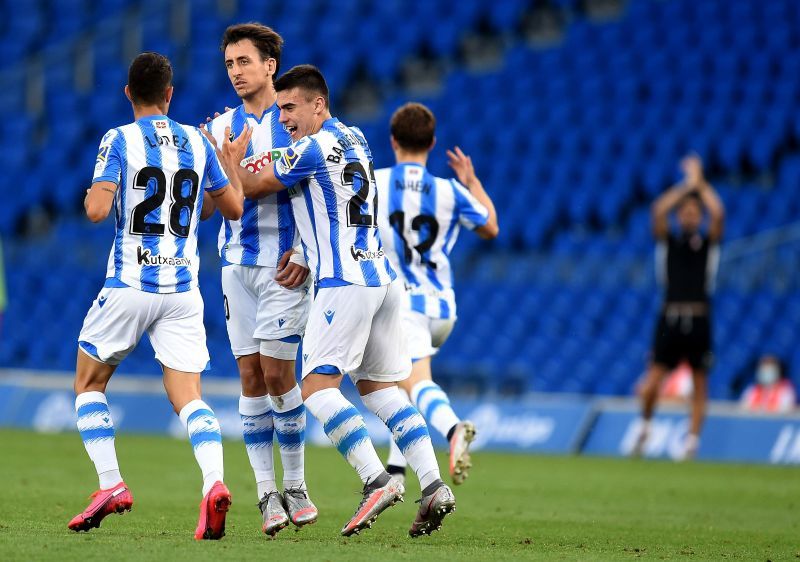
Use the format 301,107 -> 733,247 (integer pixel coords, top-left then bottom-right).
129,166 -> 199,238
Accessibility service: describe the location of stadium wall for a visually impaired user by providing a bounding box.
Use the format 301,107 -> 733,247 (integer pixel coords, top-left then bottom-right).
2,369 -> 799,465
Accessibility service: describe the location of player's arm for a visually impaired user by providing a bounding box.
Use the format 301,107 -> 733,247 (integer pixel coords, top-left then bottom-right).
200,193 -> 217,221
218,125 -> 286,199
447,146 -> 499,239
202,131 -> 243,221
651,183 -> 693,240
697,181 -> 724,243
86,129 -> 122,223
84,182 -> 117,223
207,183 -> 242,220
275,246 -> 310,289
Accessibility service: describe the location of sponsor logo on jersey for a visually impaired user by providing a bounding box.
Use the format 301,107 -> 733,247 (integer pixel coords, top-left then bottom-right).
350,245 -> 385,262
98,295 -> 107,308
136,246 -> 192,267
323,309 -> 335,324
240,149 -> 285,174
154,120 -> 168,129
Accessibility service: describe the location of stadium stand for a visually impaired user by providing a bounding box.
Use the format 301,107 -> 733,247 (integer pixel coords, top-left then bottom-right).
2,0 -> 799,403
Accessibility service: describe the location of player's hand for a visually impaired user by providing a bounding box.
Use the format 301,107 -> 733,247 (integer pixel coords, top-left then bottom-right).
221,124 -> 252,169
446,146 -> 478,187
200,107 -> 234,127
200,124 -> 219,149
680,153 -> 704,188
275,249 -> 309,289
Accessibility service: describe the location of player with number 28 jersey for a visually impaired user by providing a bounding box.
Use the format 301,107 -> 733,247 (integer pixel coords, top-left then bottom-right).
92,117 -> 228,293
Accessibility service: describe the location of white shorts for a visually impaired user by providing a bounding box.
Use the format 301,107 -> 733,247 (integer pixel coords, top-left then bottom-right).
222,264 -> 310,358
302,281 -> 411,384
403,309 -> 456,360
78,286 -> 209,373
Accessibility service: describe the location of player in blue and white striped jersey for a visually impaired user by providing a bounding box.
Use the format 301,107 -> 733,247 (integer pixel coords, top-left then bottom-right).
200,23 -> 316,535
374,103 -> 498,487
69,52 -> 243,540
217,65 -> 457,538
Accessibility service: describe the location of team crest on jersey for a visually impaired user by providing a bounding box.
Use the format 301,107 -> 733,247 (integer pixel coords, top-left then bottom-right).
154,120 -> 168,129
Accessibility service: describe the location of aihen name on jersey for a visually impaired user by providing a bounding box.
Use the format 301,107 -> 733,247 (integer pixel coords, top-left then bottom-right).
240,148 -> 285,174
350,245 -> 385,262
136,246 -> 192,267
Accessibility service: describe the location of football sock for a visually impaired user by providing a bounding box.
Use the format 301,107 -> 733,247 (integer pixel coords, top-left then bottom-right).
361,386 -> 441,490
304,388 -> 384,485
271,385 -> 306,490
385,389 -> 411,469
75,392 -> 123,490
410,380 -> 460,441
179,400 -> 224,496
239,394 -> 278,498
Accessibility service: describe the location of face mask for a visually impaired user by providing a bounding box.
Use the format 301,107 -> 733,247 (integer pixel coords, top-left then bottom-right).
757,364 -> 780,386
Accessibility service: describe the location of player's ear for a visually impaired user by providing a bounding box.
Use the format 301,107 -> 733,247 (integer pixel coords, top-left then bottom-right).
315,96 -> 325,115
390,136 -> 399,151
266,57 -> 276,76
124,85 -> 133,103
164,86 -> 174,105
429,136 -> 437,152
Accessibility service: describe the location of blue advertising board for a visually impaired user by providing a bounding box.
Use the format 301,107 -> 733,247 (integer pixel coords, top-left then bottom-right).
0,375 -> 594,454
582,407 -> 800,465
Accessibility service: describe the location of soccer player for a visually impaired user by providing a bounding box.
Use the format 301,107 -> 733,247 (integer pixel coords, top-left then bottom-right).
214,65 -> 456,538
201,23 -> 317,536
374,102 -> 498,486
634,154 -> 724,460
68,52 -> 244,540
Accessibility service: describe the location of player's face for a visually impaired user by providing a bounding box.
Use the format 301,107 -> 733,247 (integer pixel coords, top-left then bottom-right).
224,40 -> 272,100
278,88 -> 320,142
677,199 -> 702,232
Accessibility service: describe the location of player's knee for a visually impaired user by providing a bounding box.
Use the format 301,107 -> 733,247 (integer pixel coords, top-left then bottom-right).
238,359 -> 266,395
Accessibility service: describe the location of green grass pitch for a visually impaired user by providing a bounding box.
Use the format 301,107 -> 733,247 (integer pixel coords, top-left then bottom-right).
0,428 -> 798,561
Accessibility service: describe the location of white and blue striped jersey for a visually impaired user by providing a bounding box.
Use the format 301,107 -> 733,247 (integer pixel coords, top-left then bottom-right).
274,118 -> 395,287
208,104 -> 296,267
92,115 -> 229,293
375,163 -> 489,319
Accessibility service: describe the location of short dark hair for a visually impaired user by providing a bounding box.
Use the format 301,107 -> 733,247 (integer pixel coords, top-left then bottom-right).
678,191 -> 703,210
274,64 -> 330,108
390,102 -> 436,152
128,52 -> 172,106
221,23 -> 283,75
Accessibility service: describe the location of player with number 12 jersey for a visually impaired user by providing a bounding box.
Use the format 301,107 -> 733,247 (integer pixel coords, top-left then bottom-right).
374,102 -> 498,487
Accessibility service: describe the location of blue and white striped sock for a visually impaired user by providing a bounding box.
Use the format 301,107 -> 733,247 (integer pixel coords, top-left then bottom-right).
304,388 -> 383,484
362,386 -> 440,490
179,400 -> 224,496
75,392 -> 123,489
239,395 -> 277,498
411,380 -> 460,440
271,385 -> 305,489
